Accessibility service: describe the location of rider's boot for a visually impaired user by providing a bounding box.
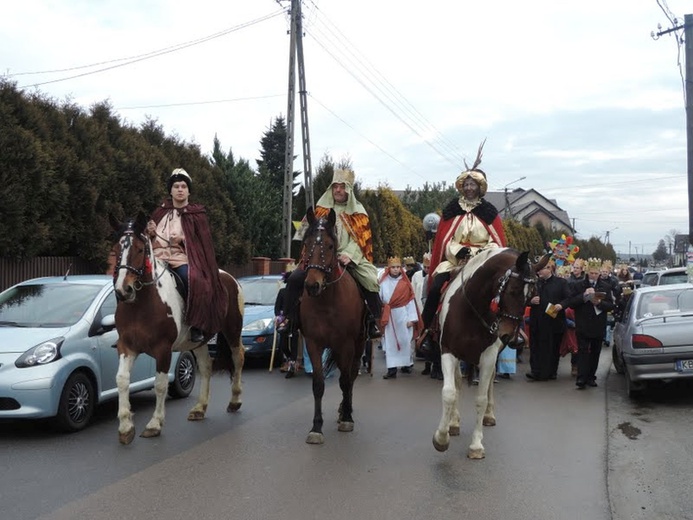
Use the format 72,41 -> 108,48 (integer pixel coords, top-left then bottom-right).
417,329 -> 435,354
364,290 -> 383,339
190,327 -> 205,343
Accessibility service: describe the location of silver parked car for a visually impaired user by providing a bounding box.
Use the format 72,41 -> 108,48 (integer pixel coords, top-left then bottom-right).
612,282 -> 693,398
0,275 -> 195,432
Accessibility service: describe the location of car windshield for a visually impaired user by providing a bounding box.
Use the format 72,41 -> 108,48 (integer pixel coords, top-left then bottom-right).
636,288 -> 693,318
659,272 -> 688,285
0,283 -> 103,327
239,278 -> 281,305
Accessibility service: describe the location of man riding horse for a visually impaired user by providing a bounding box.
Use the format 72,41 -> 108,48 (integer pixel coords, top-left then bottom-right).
147,168 -> 227,342
418,141 -> 506,377
281,168 -> 383,339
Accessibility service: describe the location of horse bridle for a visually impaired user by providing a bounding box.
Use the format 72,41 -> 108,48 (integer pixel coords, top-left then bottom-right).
114,228 -> 164,290
302,218 -> 347,288
462,263 -> 535,335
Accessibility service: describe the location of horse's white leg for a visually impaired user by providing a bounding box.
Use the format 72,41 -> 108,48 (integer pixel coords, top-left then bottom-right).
140,372 -> 168,438
188,346 -> 211,421
433,353 -> 458,452
468,341 -> 501,459
116,353 -> 136,445
228,336 -> 244,412
449,358 -> 463,436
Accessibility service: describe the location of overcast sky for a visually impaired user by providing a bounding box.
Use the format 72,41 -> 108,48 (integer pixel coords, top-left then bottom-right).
2,0 -> 690,258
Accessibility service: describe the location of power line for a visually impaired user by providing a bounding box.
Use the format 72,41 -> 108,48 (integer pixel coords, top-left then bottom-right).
302,0 -> 468,169
117,94 -> 284,110
15,10 -> 284,89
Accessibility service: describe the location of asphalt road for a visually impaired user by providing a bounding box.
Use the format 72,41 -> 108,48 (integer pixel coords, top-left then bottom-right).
2,348 -> 692,520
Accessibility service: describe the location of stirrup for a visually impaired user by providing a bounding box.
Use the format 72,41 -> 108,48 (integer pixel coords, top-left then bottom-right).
368,321 -> 382,339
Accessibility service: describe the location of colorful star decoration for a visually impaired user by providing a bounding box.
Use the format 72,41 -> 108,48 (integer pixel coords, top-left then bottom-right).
548,235 -> 580,266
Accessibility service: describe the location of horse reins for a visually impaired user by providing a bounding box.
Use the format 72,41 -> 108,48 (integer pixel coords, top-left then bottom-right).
461,264 -> 535,335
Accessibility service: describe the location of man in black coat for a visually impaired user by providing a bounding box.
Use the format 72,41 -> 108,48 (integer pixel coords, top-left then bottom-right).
557,260 -> 616,389
527,262 -> 572,381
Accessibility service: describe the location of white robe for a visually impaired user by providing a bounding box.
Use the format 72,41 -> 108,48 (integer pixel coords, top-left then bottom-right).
411,270 -> 429,314
379,274 -> 418,368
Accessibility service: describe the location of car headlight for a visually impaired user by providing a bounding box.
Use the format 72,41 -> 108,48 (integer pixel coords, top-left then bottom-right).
15,338 -> 64,368
242,318 -> 273,334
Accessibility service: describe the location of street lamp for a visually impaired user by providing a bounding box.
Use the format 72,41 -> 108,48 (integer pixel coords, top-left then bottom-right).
604,227 -> 618,244
503,176 -> 526,218
423,213 -> 440,253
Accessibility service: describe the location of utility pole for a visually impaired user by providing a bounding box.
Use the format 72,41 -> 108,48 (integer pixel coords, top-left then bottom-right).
686,14 -> 693,248
281,0 -> 314,259
654,15 -> 692,243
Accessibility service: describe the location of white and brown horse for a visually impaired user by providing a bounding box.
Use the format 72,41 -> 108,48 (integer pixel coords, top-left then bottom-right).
109,213 -> 244,445
433,248 -> 544,459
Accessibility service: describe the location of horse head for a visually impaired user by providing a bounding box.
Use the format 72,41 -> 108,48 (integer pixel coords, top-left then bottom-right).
109,212 -> 154,303
302,207 -> 338,297
493,250 -> 536,345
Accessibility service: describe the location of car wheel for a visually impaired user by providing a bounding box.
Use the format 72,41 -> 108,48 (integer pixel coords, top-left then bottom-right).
52,372 -> 95,432
612,346 -> 625,375
168,351 -> 196,399
625,369 -> 644,399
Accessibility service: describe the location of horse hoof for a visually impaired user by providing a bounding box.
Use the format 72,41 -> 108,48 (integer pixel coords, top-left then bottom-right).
338,421 -> 354,432
306,432 -> 325,444
119,429 -> 135,445
482,416 -> 496,427
432,434 -> 449,452
227,402 -> 242,413
140,428 -> 161,438
448,425 -> 460,436
187,410 -> 206,421
467,447 -> 485,459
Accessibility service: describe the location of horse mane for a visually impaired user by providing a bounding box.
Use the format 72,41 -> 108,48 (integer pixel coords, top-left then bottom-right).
461,247 -> 506,284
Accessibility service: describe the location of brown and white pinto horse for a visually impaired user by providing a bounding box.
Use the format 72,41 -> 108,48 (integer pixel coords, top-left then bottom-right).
300,207 -> 367,444
433,248 -> 544,459
109,213 -> 244,445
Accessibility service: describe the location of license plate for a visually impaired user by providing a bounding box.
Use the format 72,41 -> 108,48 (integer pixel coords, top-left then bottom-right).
675,359 -> 693,372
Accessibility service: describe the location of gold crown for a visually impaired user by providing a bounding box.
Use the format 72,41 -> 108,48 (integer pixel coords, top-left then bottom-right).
422,252 -> 432,267
601,260 -> 613,271
387,256 -> 402,267
331,168 -> 355,186
586,257 -> 602,270
403,256 -> 416,265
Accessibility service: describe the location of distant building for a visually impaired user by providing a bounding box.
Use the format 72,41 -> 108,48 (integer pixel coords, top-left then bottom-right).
485,188 -> 574,235
393,187 -> 574,236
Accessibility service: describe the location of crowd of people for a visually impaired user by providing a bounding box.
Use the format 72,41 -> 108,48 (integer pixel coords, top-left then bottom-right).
150,165 -> 632,390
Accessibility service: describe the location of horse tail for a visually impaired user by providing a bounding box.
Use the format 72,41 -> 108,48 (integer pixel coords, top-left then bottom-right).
322,347 -> 337,376
211,333 -> 234,372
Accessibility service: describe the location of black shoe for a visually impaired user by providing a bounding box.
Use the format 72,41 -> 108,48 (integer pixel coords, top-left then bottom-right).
586,380 -> 598,387
421,363 -> 431,376
526,372 -> 547,382
383,368 -> 397,379
576,379 -> 586,389
549,374 -> 557,380
400,366 -> 412,374
190,327 -> 204,343
368,321 -> 383,339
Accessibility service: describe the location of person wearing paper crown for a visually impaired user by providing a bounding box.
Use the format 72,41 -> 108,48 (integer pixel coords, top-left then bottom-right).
147,168 -> 227,343
379,256 -> 422,379
526,258 -> 572,381
418,141 -> 507,357
280,168 -> 383,339
552,257 -> 616,389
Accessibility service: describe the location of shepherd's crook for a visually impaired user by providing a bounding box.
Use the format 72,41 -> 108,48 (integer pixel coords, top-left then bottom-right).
269,326 -> 278,372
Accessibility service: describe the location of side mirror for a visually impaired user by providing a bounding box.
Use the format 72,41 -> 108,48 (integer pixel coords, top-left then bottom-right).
100,314 -> 116,333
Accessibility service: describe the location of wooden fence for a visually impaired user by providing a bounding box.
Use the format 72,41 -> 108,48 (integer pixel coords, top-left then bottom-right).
0,256 -> 294,293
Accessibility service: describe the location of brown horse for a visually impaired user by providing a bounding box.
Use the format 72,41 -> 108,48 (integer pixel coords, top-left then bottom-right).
300,207 -> 367,444
433,248 -> 544,459
109,213 -> 244,445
